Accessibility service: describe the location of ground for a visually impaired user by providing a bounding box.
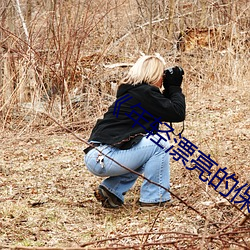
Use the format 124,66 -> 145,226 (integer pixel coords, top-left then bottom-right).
0,81 -> 249,249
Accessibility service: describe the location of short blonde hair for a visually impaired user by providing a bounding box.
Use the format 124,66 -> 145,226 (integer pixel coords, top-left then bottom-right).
122,54 -> 165,85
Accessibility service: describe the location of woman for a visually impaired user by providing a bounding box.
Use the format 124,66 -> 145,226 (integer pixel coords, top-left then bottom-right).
84,54 -> 185,209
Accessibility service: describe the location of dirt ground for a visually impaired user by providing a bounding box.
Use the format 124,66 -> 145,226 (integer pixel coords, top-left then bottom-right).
0,81 -> 249,249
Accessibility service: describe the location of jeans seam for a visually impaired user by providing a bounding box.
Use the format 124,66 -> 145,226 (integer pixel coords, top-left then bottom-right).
159,152 -> 164,201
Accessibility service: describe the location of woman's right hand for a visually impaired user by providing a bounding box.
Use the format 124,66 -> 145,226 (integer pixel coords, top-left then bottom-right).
163,66 -> 184,89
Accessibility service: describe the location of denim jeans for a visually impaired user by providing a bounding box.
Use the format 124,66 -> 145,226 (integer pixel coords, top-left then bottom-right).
84,135 -> 170,204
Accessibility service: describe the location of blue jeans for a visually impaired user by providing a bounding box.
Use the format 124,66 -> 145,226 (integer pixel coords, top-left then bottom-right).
84,135 -> 170,203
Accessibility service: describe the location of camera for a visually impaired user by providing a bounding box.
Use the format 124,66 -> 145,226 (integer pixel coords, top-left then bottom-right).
164,67 -> 174,75
163,66 -> 184,87
163,66 -> 184,77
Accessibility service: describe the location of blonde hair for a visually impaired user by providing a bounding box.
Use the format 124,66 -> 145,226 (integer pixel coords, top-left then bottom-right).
121,54 -> 165,85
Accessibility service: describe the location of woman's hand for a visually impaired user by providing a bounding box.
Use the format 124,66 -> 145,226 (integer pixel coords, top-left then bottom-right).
163,66 -> 184,88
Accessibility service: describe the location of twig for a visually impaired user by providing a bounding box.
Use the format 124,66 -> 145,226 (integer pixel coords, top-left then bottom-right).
239,213 -> 250,226
81,231 -> 199,248
1,229 -> 249,249
141,210 -> 162,249
81,229 -> 250,249
219,213 -> 243,232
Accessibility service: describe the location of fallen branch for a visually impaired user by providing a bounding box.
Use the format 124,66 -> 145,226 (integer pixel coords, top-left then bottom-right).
1,229 -> 249,250
103,63 -> 134,68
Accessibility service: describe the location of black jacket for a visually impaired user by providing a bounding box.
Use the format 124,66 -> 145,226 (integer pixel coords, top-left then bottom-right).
88,83 -> 185,149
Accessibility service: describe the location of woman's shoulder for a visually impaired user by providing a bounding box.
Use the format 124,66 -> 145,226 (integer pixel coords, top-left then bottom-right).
117,82 -> 161,99
136,82 -> 161,94
127,82 -> 159,91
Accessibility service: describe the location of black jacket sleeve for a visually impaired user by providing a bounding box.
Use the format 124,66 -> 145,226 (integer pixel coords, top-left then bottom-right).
143,86 -> 186,122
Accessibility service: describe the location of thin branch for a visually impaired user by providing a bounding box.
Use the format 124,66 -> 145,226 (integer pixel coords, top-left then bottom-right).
142,210 -> 162,248
81,229 -> 250,248
1,229 -> 249,249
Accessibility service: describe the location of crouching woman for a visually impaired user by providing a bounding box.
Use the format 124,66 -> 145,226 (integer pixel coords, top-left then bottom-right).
84,54 -> 185,209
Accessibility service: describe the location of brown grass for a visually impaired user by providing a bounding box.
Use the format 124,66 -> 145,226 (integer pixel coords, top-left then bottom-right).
0,0 -> 249,249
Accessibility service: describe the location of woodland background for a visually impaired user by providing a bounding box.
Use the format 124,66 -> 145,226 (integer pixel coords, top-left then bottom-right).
0,0 -> 249,249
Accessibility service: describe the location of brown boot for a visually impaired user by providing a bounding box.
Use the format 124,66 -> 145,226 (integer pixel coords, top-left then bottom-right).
94,186 -> 123,208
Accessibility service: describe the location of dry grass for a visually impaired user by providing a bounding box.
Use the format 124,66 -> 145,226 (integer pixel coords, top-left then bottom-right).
0,0 -> 249,249
0,84 -> 249,249
0,66 -> 249,248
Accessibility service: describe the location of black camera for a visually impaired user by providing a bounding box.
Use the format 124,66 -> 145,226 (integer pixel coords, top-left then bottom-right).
163,66 -> 184,77
163,66 -> 184,88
